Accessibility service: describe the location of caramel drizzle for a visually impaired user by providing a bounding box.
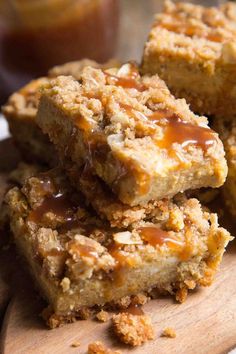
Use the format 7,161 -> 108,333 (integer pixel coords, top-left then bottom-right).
104,67 -> 146,91
138,226 -> 184,248
69,241 -> 99,260
159,20 -> 224,42
28,175 -> 76,224
152,114 -> 216,151
29,192 -> 75,223
120,104 -> 216,152
122,304 -> 144,316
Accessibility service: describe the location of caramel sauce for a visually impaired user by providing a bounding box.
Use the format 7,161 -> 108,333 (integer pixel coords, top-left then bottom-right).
59,219 -> 81,233
72,243 -> 98,259
65,127 -> 78,158
120,104 -> 215,153
108,243 -> 129,267
139,227 -> 184,249
44,248 -> 67,258
122,304 -> 144,316
87,131 -> 110,165
105,69 -> 146,92
74,115 -> 92,132
29,192 -> 75,223
160,22 -> 197,36
152,114 -> 216,151
160,21 -> 224,43
37,174 -> 56,194
108,243 -> 137,286
139,227 -> 169,246
120,103 -> 148,123
206,33 -> 223,43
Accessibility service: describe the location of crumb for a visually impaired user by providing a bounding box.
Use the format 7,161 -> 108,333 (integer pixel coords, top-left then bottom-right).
41,305 -> 92,329
88,341 -> 121,354
112,312 -> 154,346
96,310 -> 110,322
131,293 -> 149,306
175,287 -> 188,303
71,341 -> 81,347
161,327 -> 176,338
112,296 -> 131,310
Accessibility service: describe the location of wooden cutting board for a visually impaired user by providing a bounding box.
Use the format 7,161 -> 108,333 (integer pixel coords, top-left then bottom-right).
0,138 -> 236,354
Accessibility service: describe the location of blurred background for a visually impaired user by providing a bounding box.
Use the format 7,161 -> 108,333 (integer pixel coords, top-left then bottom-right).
0,0 -> 225,104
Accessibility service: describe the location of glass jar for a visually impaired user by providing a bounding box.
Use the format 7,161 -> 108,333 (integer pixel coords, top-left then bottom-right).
0,0 -> 119,103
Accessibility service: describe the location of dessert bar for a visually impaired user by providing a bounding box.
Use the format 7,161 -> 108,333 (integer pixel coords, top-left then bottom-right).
2,77 -> 56,165
48,58 -> 120,80
36,62 -> 227,206
5,167 -> 231,327
2,59 -> 118,165
2,66 -> 176,228
142,0 -> 236,118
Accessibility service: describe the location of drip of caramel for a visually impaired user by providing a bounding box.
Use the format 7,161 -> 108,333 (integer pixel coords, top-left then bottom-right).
105,67 -> 146,91
120,103 -> 216,152
74,114 -> 92,132
160,21 -> 224,42
29,192 -> 75,223
153,114 -> 216,151
122,304 -> 144,316
85,131 -> 110,170
44,248 -> 67,257
139,226 -> 184,249
108,242 -> 138,286
73,243 -> 99,259
38,175 -> 55,194
59,219 -> 82,232
139,227 -> 170,246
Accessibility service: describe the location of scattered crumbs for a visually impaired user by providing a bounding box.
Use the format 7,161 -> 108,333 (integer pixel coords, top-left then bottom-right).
112,312 -> 154,346
88,341 -> 121,354
161,327 -> 176,338
71,340 -> 81,347
96,310 -> 110,322
131,293 -> 149,306
175,287 -> 188,303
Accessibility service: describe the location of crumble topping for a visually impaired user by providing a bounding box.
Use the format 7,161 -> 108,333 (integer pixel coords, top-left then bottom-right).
5,167 -> 232,285
49,58 -> 120,80
161,0 -> 236,44
2,78 -> 49,120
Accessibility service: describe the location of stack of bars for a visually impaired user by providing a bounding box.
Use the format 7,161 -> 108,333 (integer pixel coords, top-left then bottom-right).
2,3 -> 234,330
142,0 -> 236,222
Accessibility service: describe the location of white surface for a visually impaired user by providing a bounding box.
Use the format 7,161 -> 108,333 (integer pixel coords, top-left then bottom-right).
0,115 -> 10,140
